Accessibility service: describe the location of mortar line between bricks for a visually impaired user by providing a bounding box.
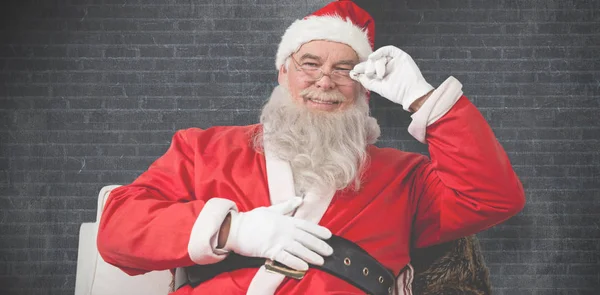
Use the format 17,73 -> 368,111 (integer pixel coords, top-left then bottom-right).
2,136 -> 599,140
4,45 -> 600,49
5,30 -> 600,34
2,107 -> 599,111
3,153 -> 600,157
4,81 -> 599,84
3,56 -> 600,59
4,70 -> 599,74
2,43 -> 600,47
2,68 -> 599,71
10,16 -> 600,20
54,4 -> 599,8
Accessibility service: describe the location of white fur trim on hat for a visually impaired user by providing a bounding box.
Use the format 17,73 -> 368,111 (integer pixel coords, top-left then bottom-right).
275,15 -> 373,70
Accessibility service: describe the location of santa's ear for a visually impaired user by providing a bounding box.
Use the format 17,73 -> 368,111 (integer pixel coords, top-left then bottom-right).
277,63 -> 288,85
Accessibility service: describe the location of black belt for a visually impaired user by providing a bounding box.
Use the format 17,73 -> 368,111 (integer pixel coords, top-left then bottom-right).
175,235 -> 394,295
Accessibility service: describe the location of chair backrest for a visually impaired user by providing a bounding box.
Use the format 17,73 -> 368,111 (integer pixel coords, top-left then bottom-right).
74,185 -> 172,295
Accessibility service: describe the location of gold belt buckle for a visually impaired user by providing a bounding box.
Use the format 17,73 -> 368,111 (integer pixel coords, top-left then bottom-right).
264,259 -> 307,280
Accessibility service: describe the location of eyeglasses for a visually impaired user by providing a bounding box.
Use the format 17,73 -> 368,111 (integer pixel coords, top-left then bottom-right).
289,55 -> 356,86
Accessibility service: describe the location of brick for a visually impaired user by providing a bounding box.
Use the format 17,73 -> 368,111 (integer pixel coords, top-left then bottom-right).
139,46 -> 174,57
537,23 -> 570,34
161,110 -> 233,125
66,45 -> 103,58
118,131 -> 175,144
423,10 -> 488,23
51,85 -> 124,97
88,110 -> 162,123
1,98 -> 31,109
81,59 -> 154,71
118,33 -> 194,45
470,24 -> 504,34
102,19 -> 138,31
246,72 -> 277,83
68,98 -> 103,109
176,72 -> 212,83
177,98 -> 211,110
140,98 -> 176,110
57,72 -> 104,83
505,24 -> 537,34
7,171 -> 64,183
66,19 -> 103,31
439,49 -> 469,59
99,171 -> 140,183
503,48 -> 534,59
504,73 -> 536,83
213,19 -> 251,31
155,59 -> 224,71
105,72 -> 139,84
212,72 -> 250,83
176,20 -> 214,31
122,84 -> 195,96
104,46 -> 138,58
137,144 -> 170,156
138,20 -> 176,31
470,49 -> 502,59
174,45 -> 210,57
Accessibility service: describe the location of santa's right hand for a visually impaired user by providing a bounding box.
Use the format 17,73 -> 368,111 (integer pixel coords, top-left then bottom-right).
223,197 -> 334,271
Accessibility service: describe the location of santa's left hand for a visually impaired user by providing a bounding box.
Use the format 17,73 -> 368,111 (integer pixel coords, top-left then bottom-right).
350,45 -> 434,111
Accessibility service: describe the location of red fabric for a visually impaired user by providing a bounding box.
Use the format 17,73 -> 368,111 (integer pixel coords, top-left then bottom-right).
97,95 -> 525,294
309,0 -> 375,49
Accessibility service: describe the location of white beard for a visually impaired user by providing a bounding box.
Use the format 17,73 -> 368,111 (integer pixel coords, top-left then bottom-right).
254,85 -> 381,195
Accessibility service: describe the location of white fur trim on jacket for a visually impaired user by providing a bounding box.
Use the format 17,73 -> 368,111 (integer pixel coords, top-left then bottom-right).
246,146 -> 336,295
187,198 -> 238,264
275,15 -> 373,70
394,264 -> 414,295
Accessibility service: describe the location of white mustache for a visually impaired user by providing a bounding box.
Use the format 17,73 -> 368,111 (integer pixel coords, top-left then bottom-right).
299,88 -> 347,102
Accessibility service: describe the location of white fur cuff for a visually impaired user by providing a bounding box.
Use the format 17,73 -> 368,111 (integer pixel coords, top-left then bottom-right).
407,76 -> 464,143
187,198 -> 238,264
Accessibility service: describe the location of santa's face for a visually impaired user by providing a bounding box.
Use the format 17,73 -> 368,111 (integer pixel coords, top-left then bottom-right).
278,40 -> 363,113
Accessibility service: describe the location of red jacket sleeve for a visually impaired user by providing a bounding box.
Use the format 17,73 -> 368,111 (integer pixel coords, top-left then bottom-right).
97,129 -> 209,275
411,96 -> 525,248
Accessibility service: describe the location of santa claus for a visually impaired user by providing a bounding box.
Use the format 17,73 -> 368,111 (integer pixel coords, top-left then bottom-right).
97,1 -> 525,294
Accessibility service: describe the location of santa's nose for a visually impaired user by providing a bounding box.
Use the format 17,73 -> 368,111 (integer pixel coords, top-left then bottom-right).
314,74 -> 336,90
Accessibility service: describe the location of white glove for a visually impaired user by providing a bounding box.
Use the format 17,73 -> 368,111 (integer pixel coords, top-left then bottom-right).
224,198 -> 333,271
350,45 -> 434,111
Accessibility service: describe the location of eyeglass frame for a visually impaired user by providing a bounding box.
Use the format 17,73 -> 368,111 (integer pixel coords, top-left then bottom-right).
288,54 -> 357,86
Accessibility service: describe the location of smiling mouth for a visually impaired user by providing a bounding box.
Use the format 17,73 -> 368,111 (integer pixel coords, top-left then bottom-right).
306,97 -> 342,105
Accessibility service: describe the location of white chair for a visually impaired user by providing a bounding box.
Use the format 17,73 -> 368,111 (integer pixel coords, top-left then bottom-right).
75,185 -> 173,295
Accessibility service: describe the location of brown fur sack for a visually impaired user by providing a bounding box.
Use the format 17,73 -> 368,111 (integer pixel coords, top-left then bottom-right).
410,235 -> 492,295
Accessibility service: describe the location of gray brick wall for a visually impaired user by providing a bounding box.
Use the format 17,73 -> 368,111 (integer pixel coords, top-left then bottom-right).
1,0 -> 598,294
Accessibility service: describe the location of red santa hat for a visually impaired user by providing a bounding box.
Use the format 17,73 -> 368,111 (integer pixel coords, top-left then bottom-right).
275,0 -> 375,70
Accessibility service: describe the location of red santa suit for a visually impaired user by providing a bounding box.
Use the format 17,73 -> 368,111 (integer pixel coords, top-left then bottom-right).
97,75 -> 526,294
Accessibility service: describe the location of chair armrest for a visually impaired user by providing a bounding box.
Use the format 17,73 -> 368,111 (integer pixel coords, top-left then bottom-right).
75,223 -> 98,295
75,185 -> 172,295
